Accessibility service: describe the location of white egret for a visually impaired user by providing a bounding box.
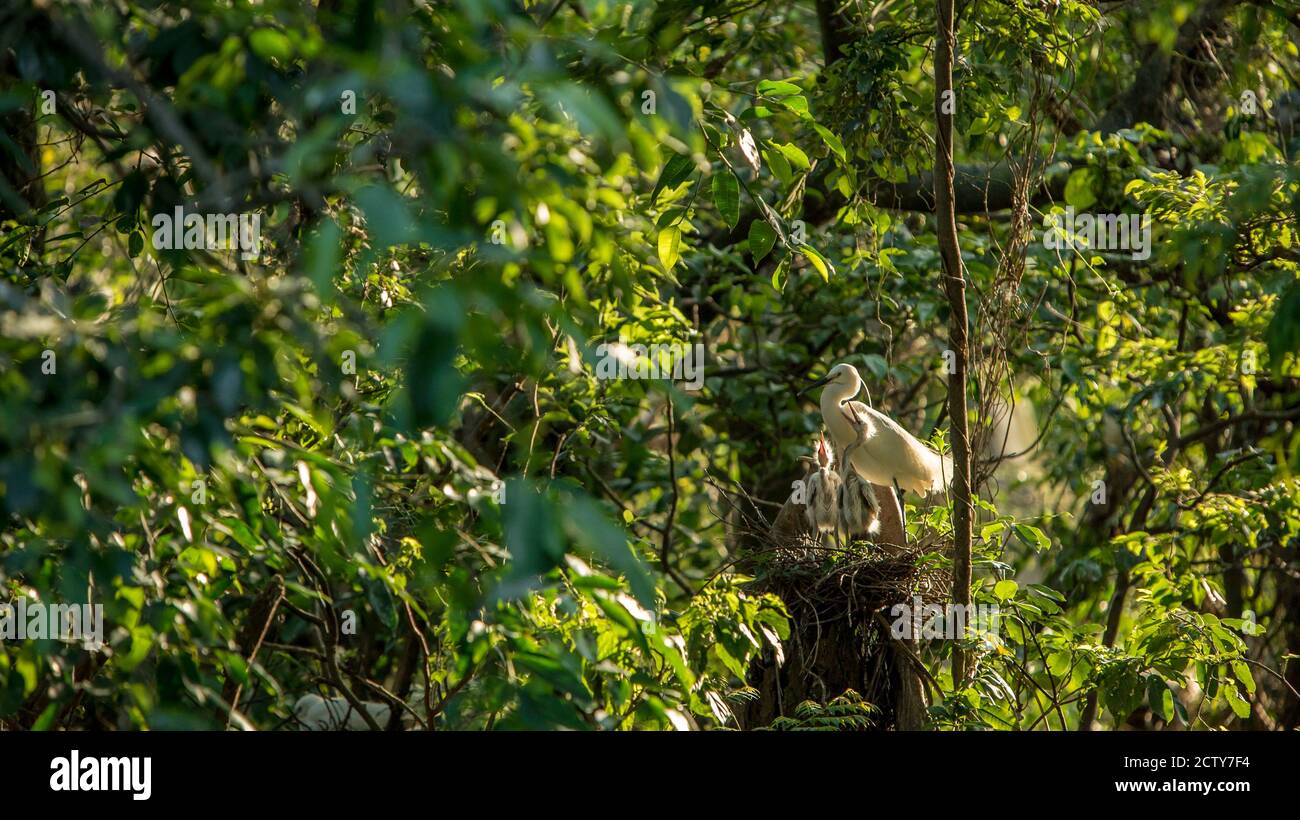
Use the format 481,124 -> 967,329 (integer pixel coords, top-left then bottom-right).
802,363 -> 951,528
804,434 -> 842,546
293,694 -> 394,731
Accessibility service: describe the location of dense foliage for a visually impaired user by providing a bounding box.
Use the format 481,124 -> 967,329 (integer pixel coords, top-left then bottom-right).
2,0 -> 1299,730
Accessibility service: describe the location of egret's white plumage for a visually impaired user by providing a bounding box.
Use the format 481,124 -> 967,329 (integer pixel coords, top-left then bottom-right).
293,694 -> 394,731
804,434 -> 842,543
814,363 -> 952,496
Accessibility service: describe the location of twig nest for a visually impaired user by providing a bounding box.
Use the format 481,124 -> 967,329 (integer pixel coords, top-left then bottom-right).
752,541 -> 951,626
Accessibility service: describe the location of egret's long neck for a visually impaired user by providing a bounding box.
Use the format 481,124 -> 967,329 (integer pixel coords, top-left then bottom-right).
819,379 -> 859,448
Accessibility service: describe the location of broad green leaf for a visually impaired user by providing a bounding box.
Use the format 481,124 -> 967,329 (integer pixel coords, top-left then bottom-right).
248,28 -> 293,62
1266,280 -> 1300,371
748,220 -> 777,264
814,124 -> 846,161
1064,168 -> 1097,210
651,153 -> 695,205
1231,660 -> 1256,695
776,142 -> 810,170
658,225 -> 682,270
1014,523 -> 1051,551
770,255 -> 789,290
756,79 -> 802,97
764,148 -> 792,186
777,95 -> 810,116
712,172 -> 740,229
797,244 -> 834,280
861,353 -> 888,380
1147,677 -> 1174,722
1224,682 -> 1251,719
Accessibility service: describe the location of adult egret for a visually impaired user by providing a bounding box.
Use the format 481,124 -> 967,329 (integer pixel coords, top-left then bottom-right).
802,363 -> 951,527
804,434 -> 842,546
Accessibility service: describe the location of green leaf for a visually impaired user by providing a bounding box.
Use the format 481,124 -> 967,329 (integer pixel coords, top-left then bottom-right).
1231,660 -> 1256,695
355,185 -> 418,249
1224,682 -> 1251,719
756,79 -> 802,97
501,480 -> 564,582
304,217 -> 342,297
797,244 -> 834,281
563,494 -> 655,607
993,579 -> 1018,602
1147,677 -> 1174,722
1266,280 -> 1300,371
658,225 -> 682,271
568,572 -> 622,592
592,592 -> 640,634
777,95 -> 810,117
655,207 -> 685,229
813,124 -> 846,161
764,148 -> 792,186
776,142 -> 810,170
248,28 -> 293,62
770,255 -> 789,290
712,172 -> 740,229
1013,523 -> 1051,551
405,295 -> 464,428
748,220 -> 777,264
1028,584 -> 1067,603
30,702 -> 60,732
651,153 -> 695,206
1064,168 -> 1097,210
861,353 -> 888,380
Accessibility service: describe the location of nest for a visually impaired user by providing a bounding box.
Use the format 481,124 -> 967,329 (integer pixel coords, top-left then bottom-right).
756,539 -> 950,622
708,477 -> 951,730
739,539 -> 949,730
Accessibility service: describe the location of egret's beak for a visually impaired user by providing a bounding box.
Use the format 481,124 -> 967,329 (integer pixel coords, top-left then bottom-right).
798,374 -> 833,397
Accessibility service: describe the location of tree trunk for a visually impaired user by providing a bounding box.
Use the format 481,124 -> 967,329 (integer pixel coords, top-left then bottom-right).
934,0 -> 974,687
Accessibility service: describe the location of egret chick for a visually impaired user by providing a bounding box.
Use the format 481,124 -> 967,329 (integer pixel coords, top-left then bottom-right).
837,423 -> 881,539
804,434 -> 842,546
